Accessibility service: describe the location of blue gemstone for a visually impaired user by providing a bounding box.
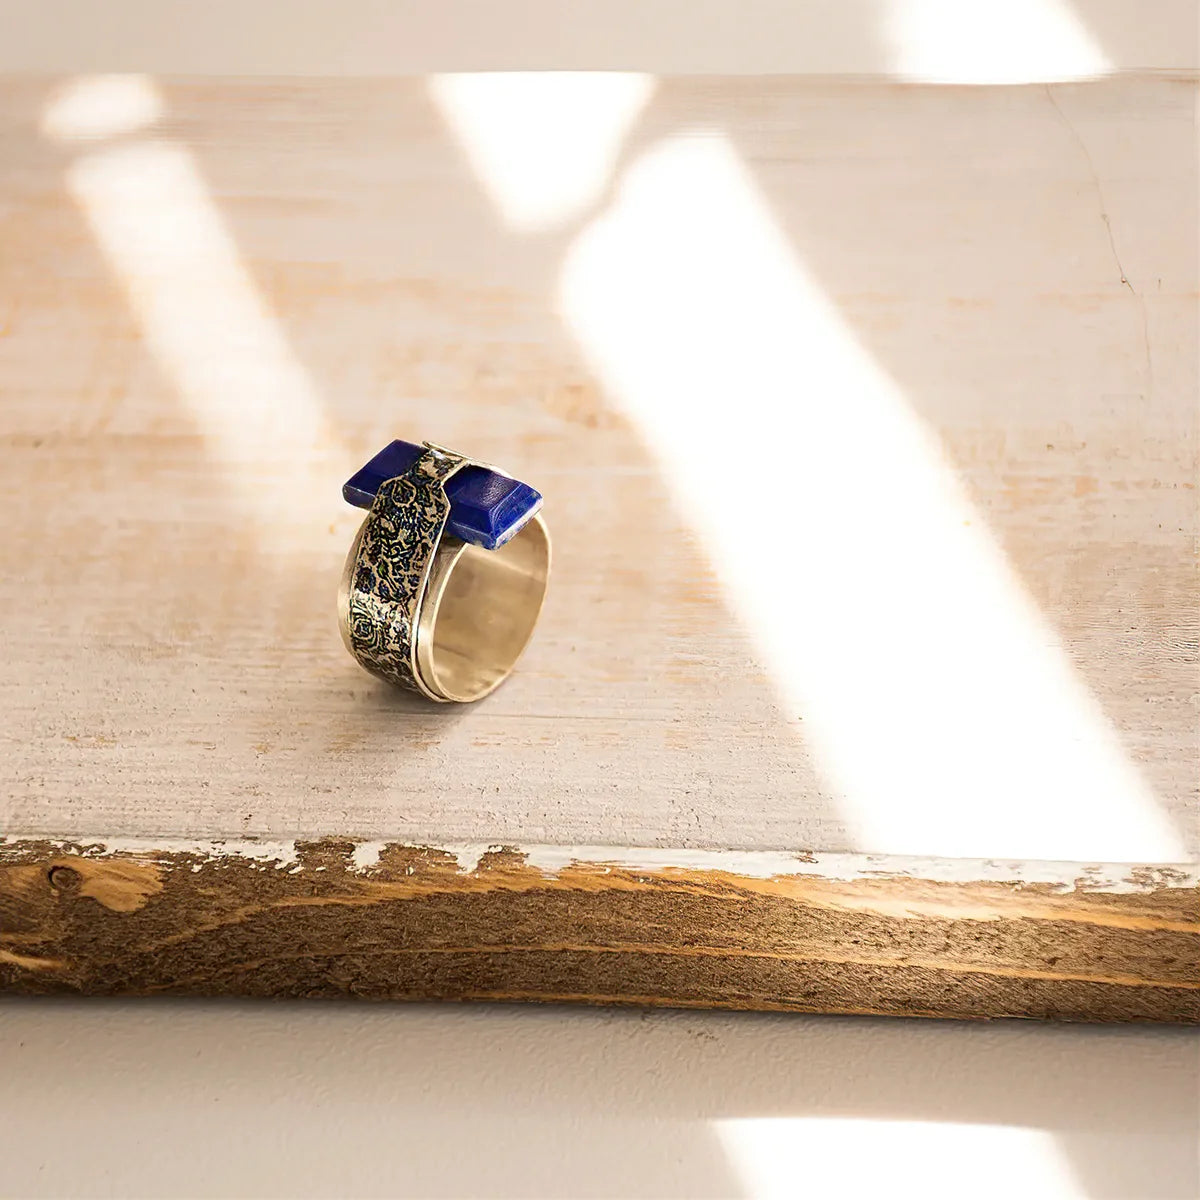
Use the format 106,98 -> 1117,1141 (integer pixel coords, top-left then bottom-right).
343,440 -> 543,551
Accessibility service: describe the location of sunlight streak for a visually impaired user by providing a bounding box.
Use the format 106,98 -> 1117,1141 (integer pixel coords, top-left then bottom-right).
885,0 -> 1110,83
558,132 -> 1183,863
428,73 -> 654,231
54,78 -> 336,532
715,1117 -> 1084,1199
42,74 -> 162,141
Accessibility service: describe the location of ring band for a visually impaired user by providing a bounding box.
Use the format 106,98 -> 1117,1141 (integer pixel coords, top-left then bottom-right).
337,441 -> 550,702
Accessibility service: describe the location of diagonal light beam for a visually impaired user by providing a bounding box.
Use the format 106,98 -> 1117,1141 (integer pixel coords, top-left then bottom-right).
558,130 -> 1182,863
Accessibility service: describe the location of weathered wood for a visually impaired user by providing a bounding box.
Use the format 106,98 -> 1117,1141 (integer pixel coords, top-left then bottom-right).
1,75 -> 1196,1018
1,839 -> 1197,1021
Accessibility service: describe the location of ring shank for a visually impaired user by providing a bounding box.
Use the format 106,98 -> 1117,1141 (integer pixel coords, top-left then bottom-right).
339,509 -> 550,702
415,514 -> 550,702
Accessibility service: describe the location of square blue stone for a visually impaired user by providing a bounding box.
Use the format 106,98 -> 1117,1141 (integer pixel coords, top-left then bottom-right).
343,440 -> 542,551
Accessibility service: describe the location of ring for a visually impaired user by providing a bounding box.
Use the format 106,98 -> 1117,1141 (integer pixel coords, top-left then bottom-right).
337,439 -> 550,702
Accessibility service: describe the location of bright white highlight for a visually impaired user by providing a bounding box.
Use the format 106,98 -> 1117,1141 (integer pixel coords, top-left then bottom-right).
64,136 -> 334,528
42,74 -> 163,142
559,132 -> 1183,863
715,1117 -> 1084,1200
428,73 -> 654,231
886,0 -> 1110,83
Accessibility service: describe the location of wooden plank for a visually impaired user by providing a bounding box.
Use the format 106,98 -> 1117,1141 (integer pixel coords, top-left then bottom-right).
2,839 -> 1197,1021
0,75 -> 1196,1018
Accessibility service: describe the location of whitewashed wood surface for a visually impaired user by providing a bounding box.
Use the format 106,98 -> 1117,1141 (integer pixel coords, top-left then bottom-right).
0,75 -> 1195,869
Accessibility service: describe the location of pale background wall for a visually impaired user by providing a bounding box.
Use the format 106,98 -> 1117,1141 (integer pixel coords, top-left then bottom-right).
0,0 -> 1196,75
1,1000 -> 1198,1199
0,2 -> 1197,1197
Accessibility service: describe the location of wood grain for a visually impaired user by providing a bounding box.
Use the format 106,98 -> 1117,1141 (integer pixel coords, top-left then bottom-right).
0,75 -> 1196,1018
2,839 -> 1197,1021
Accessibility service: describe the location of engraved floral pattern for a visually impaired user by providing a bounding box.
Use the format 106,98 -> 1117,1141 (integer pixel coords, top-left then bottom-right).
347,448 -> 465,693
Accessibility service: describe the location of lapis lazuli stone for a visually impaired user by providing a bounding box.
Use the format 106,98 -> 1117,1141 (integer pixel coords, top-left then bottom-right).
343,440 -> 542,552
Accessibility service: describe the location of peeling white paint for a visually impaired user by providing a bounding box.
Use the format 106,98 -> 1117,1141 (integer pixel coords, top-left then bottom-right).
349,841 -> 386,872
515,846 -> 1199,893
1,835 -> 1195,893
0,835 -> 300,869
342,840 -> 500,874
519,845 -> 811,880
442,844 -> 501,874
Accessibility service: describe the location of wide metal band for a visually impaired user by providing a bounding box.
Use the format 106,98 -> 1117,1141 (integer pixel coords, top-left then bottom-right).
340,446 -> 467,699
339,444 -> 550,702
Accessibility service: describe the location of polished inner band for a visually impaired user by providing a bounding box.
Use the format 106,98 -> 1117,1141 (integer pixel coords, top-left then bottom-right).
415,514 -> 550,702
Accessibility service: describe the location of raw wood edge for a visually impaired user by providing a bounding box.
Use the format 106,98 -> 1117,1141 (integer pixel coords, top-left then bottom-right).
2,837 -> 1197,1022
